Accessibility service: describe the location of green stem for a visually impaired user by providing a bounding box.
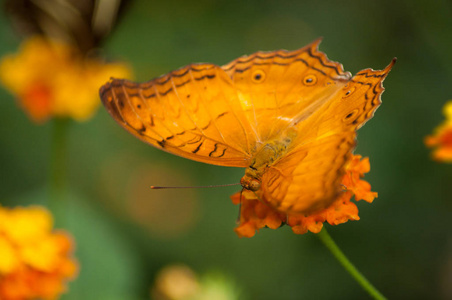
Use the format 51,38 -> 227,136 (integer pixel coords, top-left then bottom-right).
317,228 -> 386,300
49,118 -> 70,216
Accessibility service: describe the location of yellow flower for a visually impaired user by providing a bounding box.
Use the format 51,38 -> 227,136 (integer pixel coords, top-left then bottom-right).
152,265 -> 200,300
231,154 -> 377,238
0,36 -> 132,123
0,205 -> 78,300
425,101 -> 452,162
151,265 -> 240,300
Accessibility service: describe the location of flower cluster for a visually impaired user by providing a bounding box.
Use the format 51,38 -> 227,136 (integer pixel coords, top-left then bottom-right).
231,154 -> 378,238
0,205 -> 77,300
425,101 -> 452,162
0,37 -> 131,123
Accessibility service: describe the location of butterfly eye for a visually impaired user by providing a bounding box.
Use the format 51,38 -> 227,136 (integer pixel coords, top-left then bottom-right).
251,69 -> 266,83
249,179 -> 261,191
303,75 -> 317,86
343,86 -> 356,98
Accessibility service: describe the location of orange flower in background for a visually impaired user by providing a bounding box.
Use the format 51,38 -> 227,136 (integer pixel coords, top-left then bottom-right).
0,36 -> 132,123
0,205 -> 77,300
425,101 -> 452,162
231,154 -> 378,238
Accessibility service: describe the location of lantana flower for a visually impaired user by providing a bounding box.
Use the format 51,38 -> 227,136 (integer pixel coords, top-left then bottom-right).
0,205 -> 77,300
425,101 -> 452,162
231,154 -> 378,238
0,36 -> 132,123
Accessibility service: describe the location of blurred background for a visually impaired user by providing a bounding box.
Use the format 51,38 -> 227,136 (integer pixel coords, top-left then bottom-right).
0,0 -> 451,299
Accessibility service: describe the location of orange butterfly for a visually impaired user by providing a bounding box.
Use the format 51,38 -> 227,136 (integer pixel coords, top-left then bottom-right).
100,39 -> 395,215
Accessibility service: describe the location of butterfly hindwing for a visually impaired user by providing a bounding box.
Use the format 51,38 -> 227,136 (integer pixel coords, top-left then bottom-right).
261,132 -> 356,214
259,60 -> 395,214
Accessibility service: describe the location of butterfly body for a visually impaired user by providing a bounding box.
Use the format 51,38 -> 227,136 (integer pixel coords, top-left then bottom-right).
100,39 -> 395,215
241,130 -> 295,191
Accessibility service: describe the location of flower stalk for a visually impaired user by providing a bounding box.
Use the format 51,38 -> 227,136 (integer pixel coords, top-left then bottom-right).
317,228 -> 386,300
49,118 -> 69,214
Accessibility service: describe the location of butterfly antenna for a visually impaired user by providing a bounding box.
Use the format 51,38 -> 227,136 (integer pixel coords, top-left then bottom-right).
236,188 -> 244,224
150,183 -> 241,189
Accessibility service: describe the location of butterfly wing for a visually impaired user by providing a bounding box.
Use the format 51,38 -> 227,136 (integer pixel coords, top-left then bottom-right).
222,38 -> 352,143
101,40 -> 361,167
100,39 -> 394,211
261,132 -> 355,214
260,60 -> 395,214
305,58 -> 397,140
100,63 -> 256,167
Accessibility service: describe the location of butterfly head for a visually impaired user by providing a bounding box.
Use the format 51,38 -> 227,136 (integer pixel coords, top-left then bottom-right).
240,174 -> 261,192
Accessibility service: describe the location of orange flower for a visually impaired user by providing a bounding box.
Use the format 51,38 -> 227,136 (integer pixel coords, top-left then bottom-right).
231,191 -> 285,238
0,205 -> 78,300
230,154 -> 377,238
425,101 -> 452,162
341,155 -> 378,203
0,36 -> 132,123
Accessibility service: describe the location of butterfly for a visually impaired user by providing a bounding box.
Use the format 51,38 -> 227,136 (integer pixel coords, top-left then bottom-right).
100,39 -> 395,215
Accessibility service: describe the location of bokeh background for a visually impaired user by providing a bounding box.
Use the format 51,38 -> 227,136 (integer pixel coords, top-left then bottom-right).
0,0 -> 451,299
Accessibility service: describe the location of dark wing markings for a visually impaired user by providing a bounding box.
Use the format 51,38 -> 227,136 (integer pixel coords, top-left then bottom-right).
307,47 -> 343,76
194,74 -> 216,81
187,135 -> 203,144
175,79 -> 191,88
209,143 -> 218,157
160,87 -> 173,96
222,52 -> 299,71
192,142 -> 203,153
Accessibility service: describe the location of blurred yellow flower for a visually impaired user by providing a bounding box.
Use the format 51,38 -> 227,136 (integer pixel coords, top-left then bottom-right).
425,101 -> 452,162
0,36 -> 132,123
0,205 -> 77,300
151,265 -> 240,300
152,265 -> 200,300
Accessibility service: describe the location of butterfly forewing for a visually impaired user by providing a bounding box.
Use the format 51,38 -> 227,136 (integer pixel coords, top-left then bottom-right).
222,39 -> 352,143
298,58 -> 396,144
100,64 -> 257,167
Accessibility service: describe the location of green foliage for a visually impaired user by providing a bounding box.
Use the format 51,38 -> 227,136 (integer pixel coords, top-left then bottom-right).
0,0 -> 451,299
